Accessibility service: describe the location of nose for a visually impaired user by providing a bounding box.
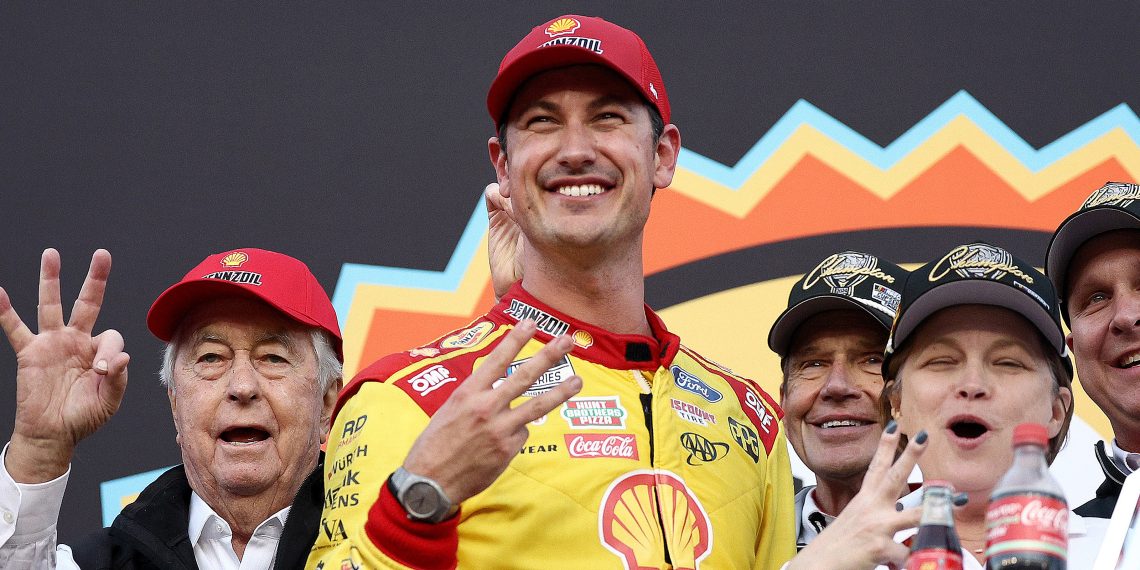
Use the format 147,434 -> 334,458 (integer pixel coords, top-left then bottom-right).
955,363 -> 990,400
226,355 -> 262,403
1110,289 -> 1140,334
819,363 -> 861,401
556,122 -> 596,170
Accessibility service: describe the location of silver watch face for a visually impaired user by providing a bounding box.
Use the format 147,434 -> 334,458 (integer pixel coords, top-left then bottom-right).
404,480 -> 443,519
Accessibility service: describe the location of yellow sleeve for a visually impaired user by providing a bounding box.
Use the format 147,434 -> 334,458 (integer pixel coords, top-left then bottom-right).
756,428 -> 797,569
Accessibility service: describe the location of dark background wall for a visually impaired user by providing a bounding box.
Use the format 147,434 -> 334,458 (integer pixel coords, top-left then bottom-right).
2,2 -> 1137,542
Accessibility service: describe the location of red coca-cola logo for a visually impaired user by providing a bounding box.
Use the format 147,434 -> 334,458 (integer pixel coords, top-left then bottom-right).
985,495 -> 1068,560
565,434 -> 639,459
1020,499 -> 1068,531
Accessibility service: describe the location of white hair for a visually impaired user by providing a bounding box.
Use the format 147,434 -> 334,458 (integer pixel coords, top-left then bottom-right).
160,327 -> 342,394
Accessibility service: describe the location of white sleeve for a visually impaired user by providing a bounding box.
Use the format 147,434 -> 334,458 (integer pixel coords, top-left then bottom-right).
0,442 -> 78,570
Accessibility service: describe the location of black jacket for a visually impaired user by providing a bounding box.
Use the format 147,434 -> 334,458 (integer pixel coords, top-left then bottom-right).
70,460 -> 323,570
1074,440 -> 1128,519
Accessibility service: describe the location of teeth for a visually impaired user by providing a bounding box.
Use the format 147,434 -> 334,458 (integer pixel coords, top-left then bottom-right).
821,420 -> 865,429
1121,352 -> 1140,368
557,184 -> 605,197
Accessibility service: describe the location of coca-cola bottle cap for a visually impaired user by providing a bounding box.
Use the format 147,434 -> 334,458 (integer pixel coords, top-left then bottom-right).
1012,422 -> 1049,447
923,480 -> 955,491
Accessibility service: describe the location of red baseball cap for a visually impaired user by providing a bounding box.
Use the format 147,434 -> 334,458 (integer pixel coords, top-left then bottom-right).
487,15 -> 670,125
146,248 -> 343,360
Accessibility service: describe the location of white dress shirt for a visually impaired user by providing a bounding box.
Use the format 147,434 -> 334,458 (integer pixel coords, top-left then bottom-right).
188,492 -> 289,570
1110,439 -> 1140,475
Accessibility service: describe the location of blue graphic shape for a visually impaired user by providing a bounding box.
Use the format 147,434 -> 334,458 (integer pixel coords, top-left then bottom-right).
99,465 -> 174,526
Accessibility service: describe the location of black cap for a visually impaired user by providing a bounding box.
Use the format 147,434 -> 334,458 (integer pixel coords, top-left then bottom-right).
768,251 -> 908,357
1046,181 -> 1140,323
884,242 -> 1072,377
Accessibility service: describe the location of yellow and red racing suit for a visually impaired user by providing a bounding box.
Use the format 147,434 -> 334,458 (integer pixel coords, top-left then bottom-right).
308,283 -> 796,569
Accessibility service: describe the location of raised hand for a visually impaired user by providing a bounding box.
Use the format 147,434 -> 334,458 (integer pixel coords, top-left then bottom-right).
786,422 -> 927,570
1,249 -> 129,483
485,182 -> 524,300
402,319 -> 581,505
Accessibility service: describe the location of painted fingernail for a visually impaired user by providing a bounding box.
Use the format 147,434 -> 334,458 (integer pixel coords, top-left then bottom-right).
914,430 -> 928,444
885,420 -> 897,434
895,501 -> 903,512
952,492 -> 969,506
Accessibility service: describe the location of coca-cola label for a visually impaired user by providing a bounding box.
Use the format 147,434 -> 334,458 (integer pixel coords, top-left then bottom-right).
905,549 -> 963,570
984,494 -> 1068,560
564,434 -> 639,460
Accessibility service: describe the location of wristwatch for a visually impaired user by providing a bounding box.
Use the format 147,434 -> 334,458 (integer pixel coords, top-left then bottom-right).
389,467 -> 457,524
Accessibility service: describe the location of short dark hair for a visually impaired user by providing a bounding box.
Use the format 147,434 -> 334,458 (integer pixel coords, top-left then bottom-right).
496,102 -> 665,159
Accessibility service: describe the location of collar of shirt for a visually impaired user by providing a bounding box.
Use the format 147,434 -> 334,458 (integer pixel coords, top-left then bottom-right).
1110,439 -> 1140,474
798,487 -> 837,544
188,491 -> 290,570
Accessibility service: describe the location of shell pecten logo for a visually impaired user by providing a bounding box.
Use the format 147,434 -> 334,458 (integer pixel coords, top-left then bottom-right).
221,251 -> 248,268
545,17 -> 580,37
599,470 -> 711,569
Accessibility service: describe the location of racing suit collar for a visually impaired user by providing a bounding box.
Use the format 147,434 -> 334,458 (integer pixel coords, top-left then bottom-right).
493,282 -> 681,370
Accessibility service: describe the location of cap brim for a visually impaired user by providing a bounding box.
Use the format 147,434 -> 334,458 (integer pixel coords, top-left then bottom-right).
488,45 -> 642,124
891,280 -> 1067,358
1046,207 -> 1140,304
147,280 -> 325,342
767,295 -> 893,356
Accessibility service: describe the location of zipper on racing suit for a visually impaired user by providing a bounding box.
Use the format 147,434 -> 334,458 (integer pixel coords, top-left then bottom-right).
634,370 -> 672,565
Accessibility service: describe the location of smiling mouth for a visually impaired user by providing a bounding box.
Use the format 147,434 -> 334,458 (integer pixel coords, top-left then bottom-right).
555,184 -> 607,197
220,427 -> 270,445
1119,352 -> 1140,369
819,419 -> 873,429
949,420 -> 988,439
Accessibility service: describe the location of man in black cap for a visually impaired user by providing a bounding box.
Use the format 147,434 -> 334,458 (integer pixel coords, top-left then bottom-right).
767,251 -> 907,549
1046,181 -> 1140,518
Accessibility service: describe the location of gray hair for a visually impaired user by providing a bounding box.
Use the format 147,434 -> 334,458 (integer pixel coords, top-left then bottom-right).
160,327 -> 342,394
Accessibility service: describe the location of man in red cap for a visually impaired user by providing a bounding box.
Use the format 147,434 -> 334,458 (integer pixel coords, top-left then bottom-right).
0,247 -> 575,569
309,15 -> 795,569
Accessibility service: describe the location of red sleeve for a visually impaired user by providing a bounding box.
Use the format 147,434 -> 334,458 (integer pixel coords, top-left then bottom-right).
364,481 -> 461,570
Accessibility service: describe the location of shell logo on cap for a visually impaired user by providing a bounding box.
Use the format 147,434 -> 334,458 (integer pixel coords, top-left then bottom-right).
545,17 -> 581,37
221,251 -> 248,268
599,470 -> 711,569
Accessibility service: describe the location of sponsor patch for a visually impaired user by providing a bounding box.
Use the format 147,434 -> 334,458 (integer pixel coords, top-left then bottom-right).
573,329 -> 594,349
565,434 -> 638,459
680,432 -> 729,465
220,251 -> 248,267
728,417 -> 761,463
408,346 -> 440,358
407,364 -> 457,397
499,354 -> 576,397
504,299 -> 571,336
598,470 -> 711,568
539,36 -> 604,54
545,17 -> 580,37
518,443 -> 559,455
201,270 -> 262,286
670,398 -> 717,427
871,283 -> 902,313
440,321 -> 494,349
561,397 -> 628,429
725,382 -> 779,455
671,365 -> 723,403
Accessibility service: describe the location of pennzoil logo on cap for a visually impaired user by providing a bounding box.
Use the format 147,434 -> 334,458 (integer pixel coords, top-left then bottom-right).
539,36 -> 604,54
201,270 -> 262,286
545,17 -> 581,37
1082,181 -> 1140,209
221,251 -> 248,268
928,243 -> 1034,284
802,252 -> 895,296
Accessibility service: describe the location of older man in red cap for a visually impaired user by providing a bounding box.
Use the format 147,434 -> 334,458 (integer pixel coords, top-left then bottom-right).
308,14 -> 794,570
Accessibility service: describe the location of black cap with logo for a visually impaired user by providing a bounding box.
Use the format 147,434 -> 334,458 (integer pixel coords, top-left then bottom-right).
768,251 -> 908,357
883,241 -> 1072,378
1046,181 -> 1140,323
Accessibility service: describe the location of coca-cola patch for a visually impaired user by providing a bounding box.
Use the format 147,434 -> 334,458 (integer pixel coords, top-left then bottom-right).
984,493 -> 1068,560
564,433 -> 639,460
905,549 -> 962,570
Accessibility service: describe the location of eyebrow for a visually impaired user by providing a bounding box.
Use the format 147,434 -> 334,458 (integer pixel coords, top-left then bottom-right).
515,94 -> 639,119
189,329 -> 302,354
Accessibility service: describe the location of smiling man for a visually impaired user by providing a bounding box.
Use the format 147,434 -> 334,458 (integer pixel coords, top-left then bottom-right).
1046,181 -> 1140,518
308,14 -> 795,570
767,251 -> 907,549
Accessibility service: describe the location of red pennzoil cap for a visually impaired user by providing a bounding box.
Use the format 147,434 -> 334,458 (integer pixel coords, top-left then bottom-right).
487,15 -> 670,125
1013,423 -> 1049,447
146,248 -> 342,359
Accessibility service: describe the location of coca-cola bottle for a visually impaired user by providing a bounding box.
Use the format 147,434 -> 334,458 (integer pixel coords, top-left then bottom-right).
984,423 -> 1067,569
906,481 -> 963,570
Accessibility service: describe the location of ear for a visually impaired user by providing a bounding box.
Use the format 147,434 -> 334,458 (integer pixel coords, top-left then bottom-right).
319,377 -> 343,445
651,124 -> 681,190
1047,386 -> 1073,439
886,379 -> 902,420
489,136 -> 510,194
1065,333 -> 1074,352
167,387 -> 181,446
